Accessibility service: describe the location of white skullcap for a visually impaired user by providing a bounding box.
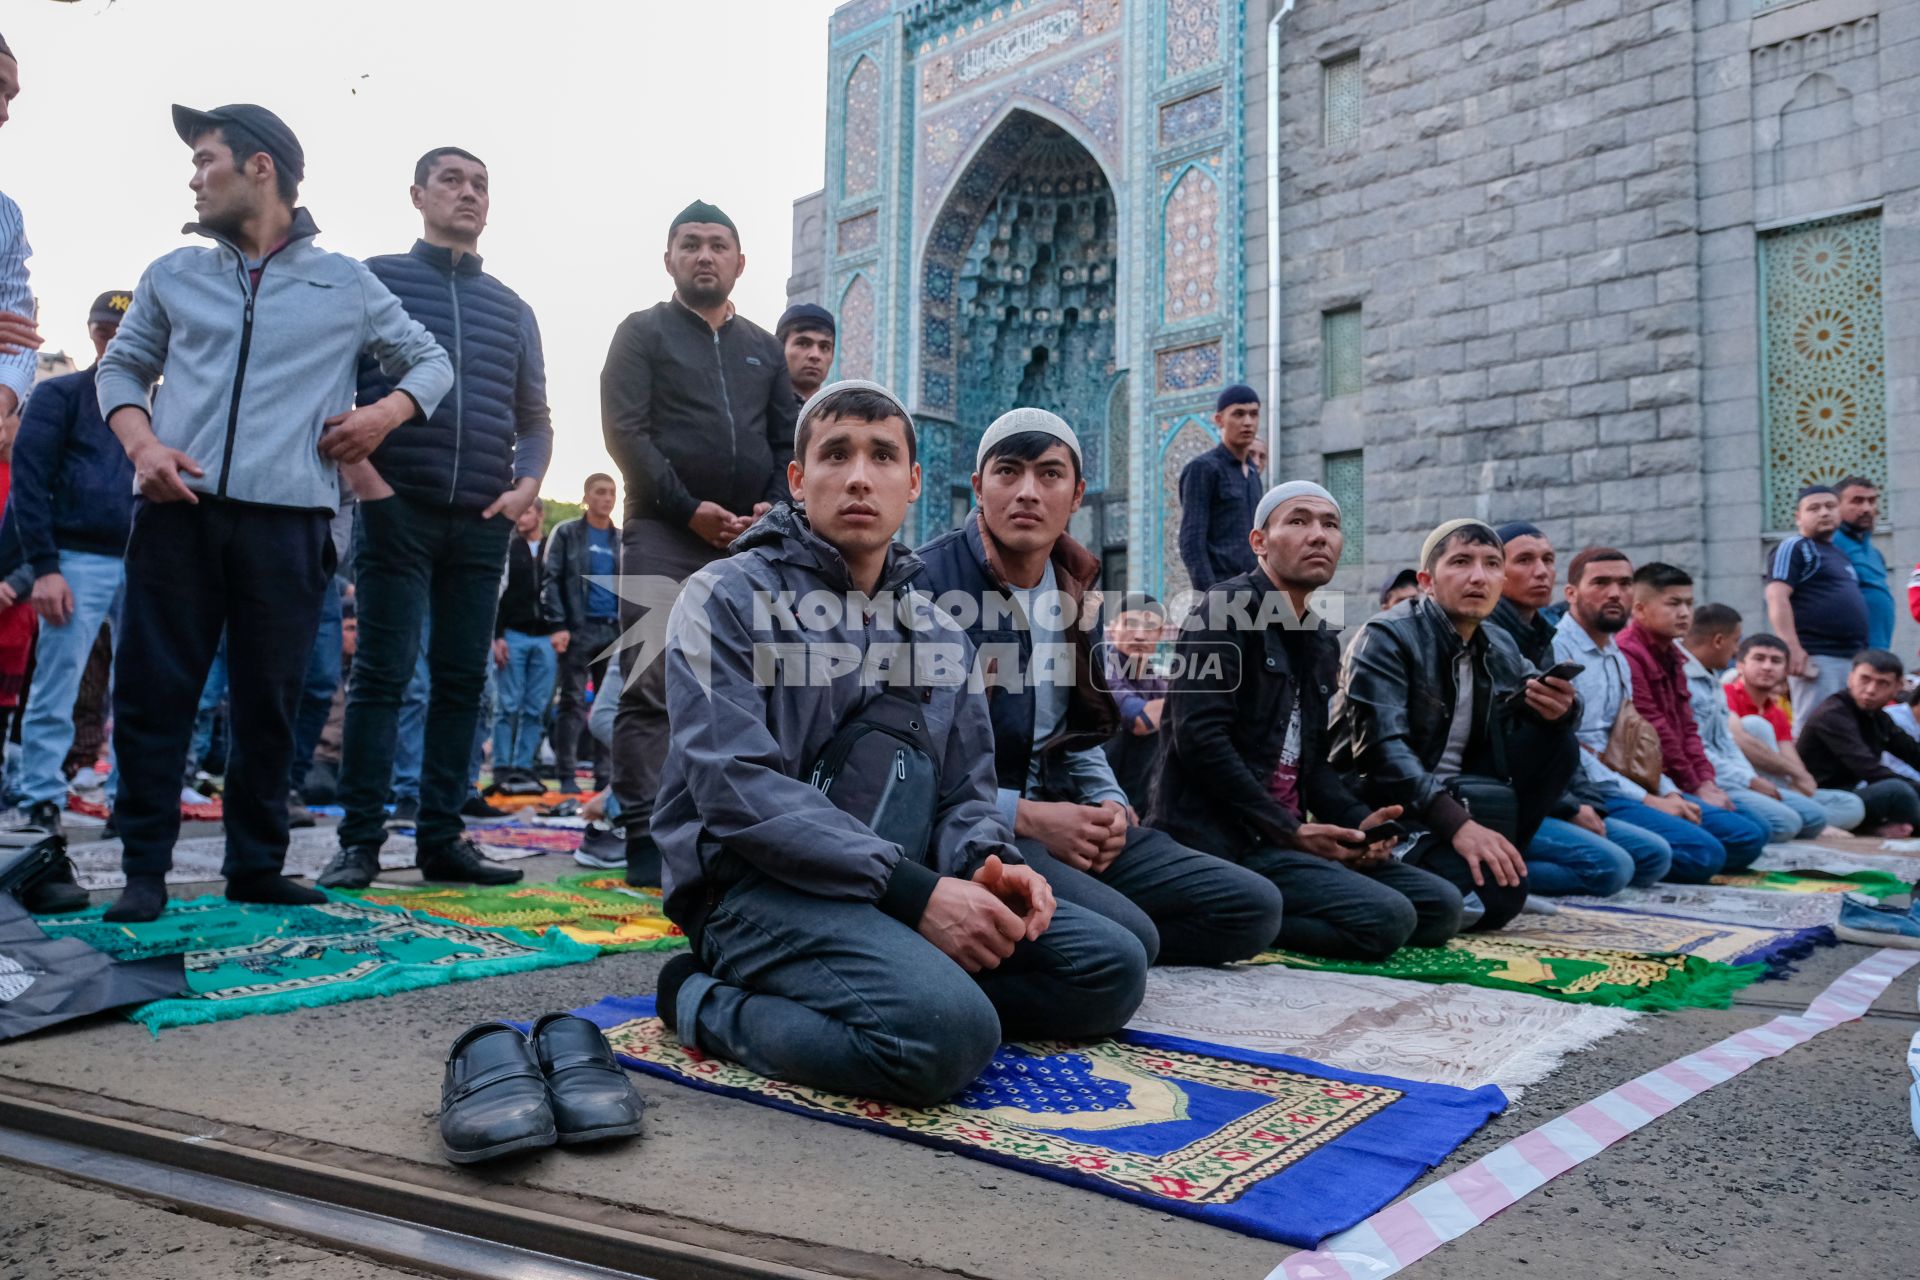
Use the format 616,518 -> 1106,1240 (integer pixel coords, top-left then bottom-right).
975,407 -> 1082,471
1252,480 -> 1339,533
795,378 -> 915,450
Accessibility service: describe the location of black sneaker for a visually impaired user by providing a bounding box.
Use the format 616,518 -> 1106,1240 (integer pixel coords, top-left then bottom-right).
460,793 -> 506,819
22,799 -> 63,839
317,844 -> 381,890
419,836 -> 524,886
21,854 -> 88,915
387,796 -> 421,828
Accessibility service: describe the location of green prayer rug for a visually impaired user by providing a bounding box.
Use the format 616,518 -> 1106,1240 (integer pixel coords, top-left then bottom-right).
1713,870 -> 1911,900
42,895 -> 596,1031
342,875 -> 689,953
1247,932 -> 1764,1011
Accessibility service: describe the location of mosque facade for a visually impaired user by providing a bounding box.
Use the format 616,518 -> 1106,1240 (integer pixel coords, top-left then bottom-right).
788,0 -> 1918,641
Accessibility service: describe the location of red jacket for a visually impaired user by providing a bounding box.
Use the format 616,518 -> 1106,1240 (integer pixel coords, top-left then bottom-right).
1616,623 -> 1715,793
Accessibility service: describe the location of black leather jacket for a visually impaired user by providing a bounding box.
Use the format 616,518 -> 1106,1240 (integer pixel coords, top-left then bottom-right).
541,515 -> 623,633
1330,595 -> 1563,838
1149,570 -> 1372,859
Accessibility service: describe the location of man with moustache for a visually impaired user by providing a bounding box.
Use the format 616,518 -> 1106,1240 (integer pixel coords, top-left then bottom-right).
1553,549 -> 1765,882
916,408 -> 1283,968
1490,523 -> 1671,898
1176,384 -> 1264,591
1152,483 -> 1463,959
320,145 -> 551,890
648,380 -> 1146,1104
1767,485 -> 1871,725
1331,519 -> 1581,931
97,104 -> 452,921
602,200 -> 795,885
1832,477 -> 1894,650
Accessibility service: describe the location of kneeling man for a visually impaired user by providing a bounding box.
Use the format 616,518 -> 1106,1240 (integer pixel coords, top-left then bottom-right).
915,408 -> 1284,967
1152,482 -> 1462,959
651,382 -> 1148,1106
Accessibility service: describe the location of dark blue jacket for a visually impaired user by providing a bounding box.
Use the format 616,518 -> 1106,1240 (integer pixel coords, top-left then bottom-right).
359,241 -> 552,511
1177,443 -> 1261,591
0,367 -> 135,583
914,513 -> 1119,796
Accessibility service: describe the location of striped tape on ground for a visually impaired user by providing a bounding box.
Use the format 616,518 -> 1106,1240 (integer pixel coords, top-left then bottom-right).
1270,947 -> 1920,1280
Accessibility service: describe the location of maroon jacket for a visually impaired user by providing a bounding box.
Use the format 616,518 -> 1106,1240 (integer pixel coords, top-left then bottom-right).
1616,622 -> 1715,793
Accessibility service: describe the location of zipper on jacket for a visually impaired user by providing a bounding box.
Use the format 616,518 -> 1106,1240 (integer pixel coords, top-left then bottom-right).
447,271 -> 465,505
214,238 -> 297,500
712,330 -> 738,478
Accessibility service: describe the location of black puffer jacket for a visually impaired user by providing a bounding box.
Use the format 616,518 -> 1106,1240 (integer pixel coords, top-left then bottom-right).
359,241 -> 552,511
1330,595 -> 1557,838
1149,570 -> 1372,859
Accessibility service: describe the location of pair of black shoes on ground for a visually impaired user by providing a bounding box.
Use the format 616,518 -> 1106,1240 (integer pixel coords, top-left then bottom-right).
317,835 -> 524,891
15,802 -> 87,915
440,1015 -> 644,1164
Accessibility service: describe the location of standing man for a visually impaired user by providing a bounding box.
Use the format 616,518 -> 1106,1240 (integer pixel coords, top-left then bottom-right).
318,146 -> 550,890
601,200 -> 795,884
543,473 -> 621,793
491,497 -> 560,785
1175,384 -> 1263,592
1553,549 -> 1766,883
1489,523 -> 1671,898
98,104 -> 452,922
1332,520 -> 1580,930
917,409 -> 1284,967
1766,485 -> 1870,725
775,303 -> 835,407
1833,476 -> 1893,651
1153,483 -> 1462,959
0,35 -> 44,450
0,290 -> 135,915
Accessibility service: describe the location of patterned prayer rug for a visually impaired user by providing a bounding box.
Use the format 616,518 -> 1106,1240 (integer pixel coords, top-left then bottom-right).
1129,966 -> 1637,1095
1755,844 -> 1920,883
1246,935 -> 1764,1010
452,823 -> 584,853
564,994 -> 1506,1248
42,895 -> 594,1031
1564,883 -> 1842,931
1712,870 -> 1911,899
66,826 -> 545,891
1495,906 -> 1830,972
70,792 -> 220,822
344,875 -> 686,952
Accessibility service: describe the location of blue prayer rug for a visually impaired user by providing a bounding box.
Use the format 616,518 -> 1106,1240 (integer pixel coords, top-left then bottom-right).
565,995 -> 1507,1246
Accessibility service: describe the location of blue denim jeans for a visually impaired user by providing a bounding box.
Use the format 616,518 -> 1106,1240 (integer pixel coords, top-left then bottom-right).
1527,815 -> 1673,897
680,872 -> 1148,1106
493,629 -> 557,770
1608,793 -> 1770,884
17,550 -> 124,807
1727,783 -> 1826,842
390,616 -> 431,804
290,577 -> 343,796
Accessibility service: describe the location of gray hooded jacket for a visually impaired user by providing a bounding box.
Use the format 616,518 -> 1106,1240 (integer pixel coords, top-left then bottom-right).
651,502 -> 1020,935
97,209 -> 452,511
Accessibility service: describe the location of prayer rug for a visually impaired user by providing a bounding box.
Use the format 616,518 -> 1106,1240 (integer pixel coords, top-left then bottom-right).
1755,843 -> 1920,883
344,874 -> 686,952
69,792 -> 220,822
455,823 -> 584,853
1495,905 -> 1830,972
1564,883 -> 1842,931
1712,870 -> 1911,899
563,994 -> 1506,1248
1246,936 -> 1763,1010
42,894 -> 594,1031
1129,966 -> 1637,1095
66,826 -> 543,891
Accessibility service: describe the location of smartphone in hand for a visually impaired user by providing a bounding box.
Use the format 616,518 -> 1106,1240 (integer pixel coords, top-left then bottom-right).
1339,819 -> 1409,849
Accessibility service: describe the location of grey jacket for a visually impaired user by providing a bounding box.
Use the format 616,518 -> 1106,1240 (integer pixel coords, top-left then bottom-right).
97,209 -> 452,511
651,502 -> 1020,936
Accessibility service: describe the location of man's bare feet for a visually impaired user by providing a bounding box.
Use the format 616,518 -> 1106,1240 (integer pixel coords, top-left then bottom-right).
1871,822 -> 1913,838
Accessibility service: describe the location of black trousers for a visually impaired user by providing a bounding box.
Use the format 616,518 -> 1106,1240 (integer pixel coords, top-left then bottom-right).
553,616 -> 619,787
113,498 -> 332,880
336,495 -> 510,852
1405,720 -> 1579,932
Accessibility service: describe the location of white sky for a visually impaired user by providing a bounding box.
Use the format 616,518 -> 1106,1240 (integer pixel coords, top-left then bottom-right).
2,0 -> 843,496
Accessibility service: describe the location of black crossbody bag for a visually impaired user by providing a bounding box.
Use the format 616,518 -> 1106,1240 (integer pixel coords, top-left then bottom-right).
808,646 -> 941,865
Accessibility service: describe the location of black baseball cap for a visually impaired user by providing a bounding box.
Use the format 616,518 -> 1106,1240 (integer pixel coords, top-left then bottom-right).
171,103 -> 305,183
88,291 -> 133,327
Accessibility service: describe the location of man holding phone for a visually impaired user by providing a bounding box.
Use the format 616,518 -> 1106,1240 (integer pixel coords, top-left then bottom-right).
1151,482 -> 1463,960
1332,519 -> 1581,932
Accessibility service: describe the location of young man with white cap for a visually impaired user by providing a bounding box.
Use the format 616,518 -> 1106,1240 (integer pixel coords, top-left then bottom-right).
915,408 -> 1284,967
1331,519 -> 1581,931
649,381 -> 1146,1104
1152,482 -> 1463,959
